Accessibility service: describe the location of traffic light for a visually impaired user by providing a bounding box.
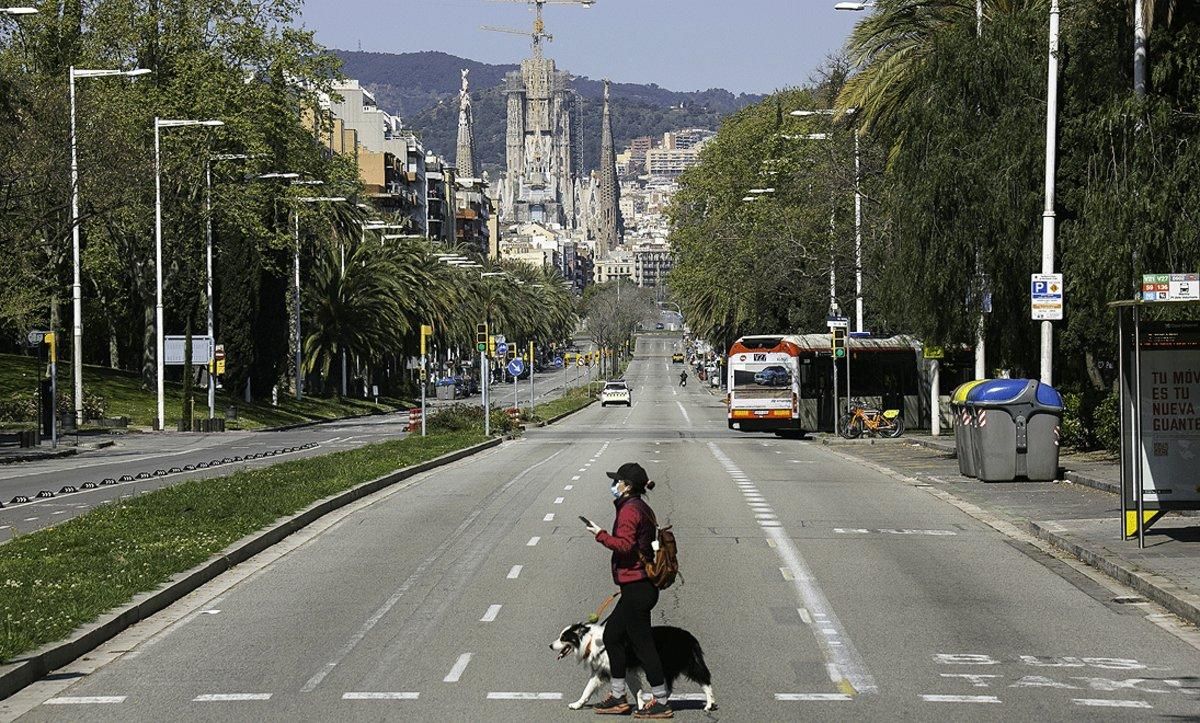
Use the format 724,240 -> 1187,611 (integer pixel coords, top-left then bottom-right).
506,345 -> 516,362
831,327 -> 847,359
476,323 -> 488,353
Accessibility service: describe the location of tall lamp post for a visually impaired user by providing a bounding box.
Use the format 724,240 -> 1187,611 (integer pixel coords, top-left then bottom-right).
154,117 -> 224,431
790,108 -> 863,332
292,194 -> 346,400
203,153 -> 252,419
1039,0 -> 1061,385
69,66 -> 150,426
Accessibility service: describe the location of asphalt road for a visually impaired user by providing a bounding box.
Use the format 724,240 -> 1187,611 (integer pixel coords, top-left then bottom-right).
5,335 -> 1200,721
0,362 -> 592,543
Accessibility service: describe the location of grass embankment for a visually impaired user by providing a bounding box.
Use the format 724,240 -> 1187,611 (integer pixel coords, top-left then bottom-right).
0,353 -> 408,430
528,384 -> 597,423
0,429 -> 485,662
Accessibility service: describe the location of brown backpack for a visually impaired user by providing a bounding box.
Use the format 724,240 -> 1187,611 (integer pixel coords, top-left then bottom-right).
640,508 -> 680,590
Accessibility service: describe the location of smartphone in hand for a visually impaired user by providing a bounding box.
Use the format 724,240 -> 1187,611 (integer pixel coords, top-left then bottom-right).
579,516 -> 594,527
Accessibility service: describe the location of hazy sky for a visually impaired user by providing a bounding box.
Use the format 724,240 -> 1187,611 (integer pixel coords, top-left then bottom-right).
299,0 -> 861,95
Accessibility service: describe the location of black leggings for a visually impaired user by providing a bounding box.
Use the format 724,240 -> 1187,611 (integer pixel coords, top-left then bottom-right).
604,580 -> 664,687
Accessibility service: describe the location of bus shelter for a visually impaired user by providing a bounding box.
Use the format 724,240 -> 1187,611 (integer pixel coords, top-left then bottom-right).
1111,298 -> 1200,548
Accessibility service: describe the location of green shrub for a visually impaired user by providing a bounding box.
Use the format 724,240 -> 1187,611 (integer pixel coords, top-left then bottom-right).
1060,392 -> 1091,450
0,392 -> 37,423
427,404 -> 519,435
1093,388 -> 1121,455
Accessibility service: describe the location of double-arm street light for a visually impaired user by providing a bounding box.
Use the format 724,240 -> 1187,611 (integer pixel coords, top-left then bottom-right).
68,66 -> 151,425
783,108 -> 864,329
154,117 -> 224,431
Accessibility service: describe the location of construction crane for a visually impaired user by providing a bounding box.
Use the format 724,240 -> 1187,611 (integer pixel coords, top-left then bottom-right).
481,0 -> 596,58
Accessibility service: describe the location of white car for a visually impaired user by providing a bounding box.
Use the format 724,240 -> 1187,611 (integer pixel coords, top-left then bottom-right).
600,381 -> 632,407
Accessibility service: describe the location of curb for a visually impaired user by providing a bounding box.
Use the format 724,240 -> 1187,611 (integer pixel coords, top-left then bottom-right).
1026,520 -> 1200,629
254,407 -> 404,433
0,435 -> 502,700
1063,469 -> 1119,495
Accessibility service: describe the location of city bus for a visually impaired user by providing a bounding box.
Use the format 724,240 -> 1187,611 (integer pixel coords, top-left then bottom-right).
726,333 -> 926,434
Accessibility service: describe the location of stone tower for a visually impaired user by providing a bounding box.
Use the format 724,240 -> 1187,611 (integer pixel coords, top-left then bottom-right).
595,79 -> 622,257
500,8 -> 580,228
455,69 -> 480,178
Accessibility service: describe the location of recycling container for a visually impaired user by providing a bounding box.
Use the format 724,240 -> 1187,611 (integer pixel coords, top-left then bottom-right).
951,380 -> 987,477
966,379 -> 1064,482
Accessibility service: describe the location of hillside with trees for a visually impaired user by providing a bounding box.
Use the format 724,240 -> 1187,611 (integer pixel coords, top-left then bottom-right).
334,50 -> 759,172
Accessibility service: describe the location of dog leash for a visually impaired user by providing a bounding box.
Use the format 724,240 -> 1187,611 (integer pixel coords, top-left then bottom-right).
588,591 -> 621,623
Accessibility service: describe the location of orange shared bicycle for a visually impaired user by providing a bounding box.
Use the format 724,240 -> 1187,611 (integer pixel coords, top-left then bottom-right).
838,399 -> 905,439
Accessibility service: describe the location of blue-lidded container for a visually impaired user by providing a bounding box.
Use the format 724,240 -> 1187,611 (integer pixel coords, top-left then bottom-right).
966,379 -> 1063,482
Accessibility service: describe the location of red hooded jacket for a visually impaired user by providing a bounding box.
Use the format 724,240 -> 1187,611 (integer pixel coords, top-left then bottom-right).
595,495 -> 655,584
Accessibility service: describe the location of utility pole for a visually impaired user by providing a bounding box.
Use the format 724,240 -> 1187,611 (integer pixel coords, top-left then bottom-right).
1039,0 -> 1061,386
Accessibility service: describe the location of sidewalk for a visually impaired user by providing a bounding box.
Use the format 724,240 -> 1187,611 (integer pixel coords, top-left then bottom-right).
0,438 -> 116,464
824,433 -> 1200,629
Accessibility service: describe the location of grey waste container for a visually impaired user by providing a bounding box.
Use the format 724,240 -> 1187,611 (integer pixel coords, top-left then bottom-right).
967,379 -> 1064,482
951,380 -> 987,478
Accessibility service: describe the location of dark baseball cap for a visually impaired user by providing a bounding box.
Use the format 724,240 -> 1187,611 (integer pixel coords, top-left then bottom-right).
606,462 -> 649,486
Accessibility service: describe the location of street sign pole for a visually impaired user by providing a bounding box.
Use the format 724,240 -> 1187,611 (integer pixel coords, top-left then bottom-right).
482,348 -> 490,437
529,341 -> 535,418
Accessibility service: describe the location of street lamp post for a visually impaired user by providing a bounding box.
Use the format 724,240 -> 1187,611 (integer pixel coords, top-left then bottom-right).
1039,0 -> 1061,386
293,195 -> 346,400
203,153 -> 250,419
68,67 -> 150,426
154,117 -> 224,431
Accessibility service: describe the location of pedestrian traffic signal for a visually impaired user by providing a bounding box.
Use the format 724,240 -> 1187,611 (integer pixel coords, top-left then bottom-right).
831,328 -> 847,359
476,323 -> 488,353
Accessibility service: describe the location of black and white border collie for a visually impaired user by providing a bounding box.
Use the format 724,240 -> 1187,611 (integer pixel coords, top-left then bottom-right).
550,621 -> 717,712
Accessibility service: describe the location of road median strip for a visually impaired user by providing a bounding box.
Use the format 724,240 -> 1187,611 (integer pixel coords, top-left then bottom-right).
0,430 -> 498,699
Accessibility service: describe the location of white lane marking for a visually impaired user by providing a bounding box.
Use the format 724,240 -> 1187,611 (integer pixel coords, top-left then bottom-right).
554,497 -> 564,504
300,449 -> 564,693
343,692 -> 420,700
767,539 -> 777,548
527,536 -> 541,546
1072,699 -> 1152,709
507,565 -> 522,579
22,517 -> 38,522
676,401 -> 691,426
44,696 -> 127,705
578,468 -> 586,472
798,608 -> 812,624
710,443 -> 876,697
200,609 -> 221,615
543,513 -> 555,521
775,693 -> 852,701
51,511 -> 67,515
444,653 -> 473,682
920,695 -> 1001,703
571,475 -> 581,481
486,692 -> 563,700
564,485 -> 573,490
780,567 -> 794,581
193,694 -> 272,701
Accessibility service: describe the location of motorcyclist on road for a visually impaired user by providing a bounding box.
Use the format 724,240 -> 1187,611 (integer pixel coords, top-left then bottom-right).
679,370 -> 687,387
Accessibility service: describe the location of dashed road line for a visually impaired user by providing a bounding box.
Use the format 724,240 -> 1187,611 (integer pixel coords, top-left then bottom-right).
487,692 -> 563,700
1073,698 -> 1152,708
444,653 -> 472,682
193,693 -> 271,702
44,696 -> 127,705
527,536 -> 541,546
775,693 -> 852,701
571,475 -> 581,481
920,694 -> 1001,703
343,692 -> 420,700
480,604 -> 502,622
798,608 -> 812,623
554,497 -> 564,504
507,565 -> 523,579
564,485 -> 573,490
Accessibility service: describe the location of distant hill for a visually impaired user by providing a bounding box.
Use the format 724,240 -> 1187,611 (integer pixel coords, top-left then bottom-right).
332,50 -> 763,173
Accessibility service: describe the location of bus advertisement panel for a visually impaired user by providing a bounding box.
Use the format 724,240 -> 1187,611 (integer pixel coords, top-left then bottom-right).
727,336 -> 802,432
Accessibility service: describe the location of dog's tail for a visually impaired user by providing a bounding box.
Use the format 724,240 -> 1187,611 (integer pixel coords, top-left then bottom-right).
686,639 -> 713,686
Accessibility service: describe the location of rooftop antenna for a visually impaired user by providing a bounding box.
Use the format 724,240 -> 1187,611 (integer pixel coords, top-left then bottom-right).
481,0 -> 596,59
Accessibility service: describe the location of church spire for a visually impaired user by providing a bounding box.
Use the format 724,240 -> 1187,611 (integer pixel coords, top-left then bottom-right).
596,79 -> 622,257
456,69 -> 480,178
